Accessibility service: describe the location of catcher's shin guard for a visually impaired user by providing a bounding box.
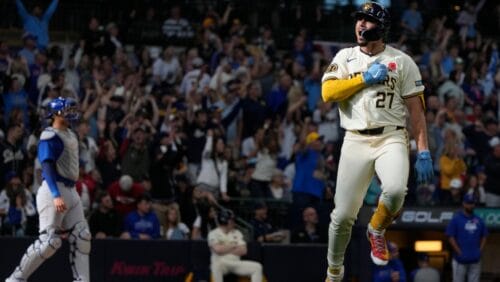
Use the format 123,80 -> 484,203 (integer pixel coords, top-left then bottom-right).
68,221 -> 91,282
7,228 -> 62,281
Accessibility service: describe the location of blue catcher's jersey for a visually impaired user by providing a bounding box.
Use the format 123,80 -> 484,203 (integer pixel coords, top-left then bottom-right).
38,127 -> 79,182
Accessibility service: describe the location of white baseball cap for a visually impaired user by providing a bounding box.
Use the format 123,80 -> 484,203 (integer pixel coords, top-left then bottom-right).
450,178 -> 462,189
489,137 -> 500,148
119,175 -> 133,192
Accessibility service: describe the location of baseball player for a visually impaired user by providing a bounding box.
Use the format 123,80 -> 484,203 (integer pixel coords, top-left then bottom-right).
208,209 -> 263,282
6,97 -> 91,282
321,2 -> 433,281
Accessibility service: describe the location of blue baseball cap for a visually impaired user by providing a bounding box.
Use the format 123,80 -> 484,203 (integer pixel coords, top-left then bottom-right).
4,170 -> 19,183
463,193 -> 476,204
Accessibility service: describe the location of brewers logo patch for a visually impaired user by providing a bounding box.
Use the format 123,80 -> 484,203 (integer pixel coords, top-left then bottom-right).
326,63 -> 338,73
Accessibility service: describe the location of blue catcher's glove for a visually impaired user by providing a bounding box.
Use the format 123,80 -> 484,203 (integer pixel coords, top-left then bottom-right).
415,150 -> 434,184
362,63 -> 388,85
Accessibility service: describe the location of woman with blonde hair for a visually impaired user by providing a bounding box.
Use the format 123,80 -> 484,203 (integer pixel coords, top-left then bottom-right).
164,203 -> 190,240
439,140 -> 467,205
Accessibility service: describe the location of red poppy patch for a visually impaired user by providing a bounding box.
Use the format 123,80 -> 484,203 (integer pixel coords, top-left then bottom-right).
388,62 -> 397,72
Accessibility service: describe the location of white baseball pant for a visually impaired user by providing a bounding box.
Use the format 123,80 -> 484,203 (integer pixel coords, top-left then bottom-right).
327,129 -> 409,267
211,258 -> 263,282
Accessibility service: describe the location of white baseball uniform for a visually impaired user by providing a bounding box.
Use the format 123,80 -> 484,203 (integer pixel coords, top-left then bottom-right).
6,127 -> 91,282
208,227 -> 263,282
322,45 -> 424,267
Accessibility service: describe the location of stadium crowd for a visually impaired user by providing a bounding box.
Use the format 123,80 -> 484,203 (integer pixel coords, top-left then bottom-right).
0,0 -> 498,260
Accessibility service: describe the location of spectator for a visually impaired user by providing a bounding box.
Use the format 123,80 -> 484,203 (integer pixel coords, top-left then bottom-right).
439,140 -> 467,205
266,72 -> 292,119
120,126 -> 151,182
15,0 -> 58,49
102,22 -> 123,57
446,193 -> 488,282
456,0 -> 487,44
3,75 -> 29,126
248,132 -> 279,198
0,172 -> 36,236
437,70 -> 466,109
241,127 -> 264,158
27,52 -> 47,106
162,5 -> 194,42
250,201 -> 286,243
463,118 -> 499,163
121,194 -> 161,240
179,57 -> 210,96
314,101 -> 340,144
291,35 -> 312,70
96,140 -> 121,190
88,192 -> 121,238
150,130 -> 185,203
291,207 -> 326,244
462,66 -> 485,107
409,253 -> 440,282
398,0 -> 423,48
372,241 -> 407,282
191,203 -> 217,240
195,130 -> 229,203
253,25 -> 276,61
208,209 -> 263,282
0,40 -> 11,77
77,120 -> 99,174
197,28 -> 222,65
108,174 -> 145,217
186,109 -> 210,182
464,174 -> 486,206
484,137 -> 500,207
82,17 -> 105,57
216,79 -> 244,146
0,123 -> 26,189
102,95 -> 126,125
304,61 -> 322,112
152,46 -> 182,87
240,81 -> 268,140
75,159 -> 97,215
291,131 -> 326,227
268,168 -> 292,202
441,45 -> 461,78
17,33 -> 38,66
164,204 -> 190,240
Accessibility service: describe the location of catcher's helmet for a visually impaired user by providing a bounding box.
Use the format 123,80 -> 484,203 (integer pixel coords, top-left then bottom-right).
47,97 -> 80,121
354,2 -> 391,30
217,209 -> 235,225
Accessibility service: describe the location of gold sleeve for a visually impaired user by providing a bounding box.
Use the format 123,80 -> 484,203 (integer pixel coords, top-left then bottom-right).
321,75 -> 366,102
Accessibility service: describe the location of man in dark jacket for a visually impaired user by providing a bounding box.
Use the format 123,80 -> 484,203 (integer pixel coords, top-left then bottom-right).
88,192 -> 121,238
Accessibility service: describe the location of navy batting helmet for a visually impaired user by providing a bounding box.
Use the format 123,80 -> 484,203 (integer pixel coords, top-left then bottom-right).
47,97 -> 80,121
217,209 -> 235,225
354,2 -> 391,30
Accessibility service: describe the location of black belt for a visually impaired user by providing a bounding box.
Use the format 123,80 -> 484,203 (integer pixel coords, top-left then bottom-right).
357,126 -> 404,135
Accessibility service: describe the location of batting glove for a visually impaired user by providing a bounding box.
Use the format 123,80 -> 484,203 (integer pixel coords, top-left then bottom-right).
415,150 -> 434,184
362,63 -> 388,85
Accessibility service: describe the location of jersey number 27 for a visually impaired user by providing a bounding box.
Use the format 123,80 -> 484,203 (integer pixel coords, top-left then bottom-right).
376,91 -> 394,109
